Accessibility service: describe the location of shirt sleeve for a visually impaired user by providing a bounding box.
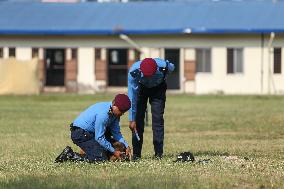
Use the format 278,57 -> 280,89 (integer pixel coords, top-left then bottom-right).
111,118 -> 129,148
94,114 -> 115,153
128,72 -> 139,122
168,62 -> 175,73
155,58 -> 175,74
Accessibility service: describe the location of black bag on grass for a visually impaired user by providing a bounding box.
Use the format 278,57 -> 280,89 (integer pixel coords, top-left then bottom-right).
174,151 -> 195,162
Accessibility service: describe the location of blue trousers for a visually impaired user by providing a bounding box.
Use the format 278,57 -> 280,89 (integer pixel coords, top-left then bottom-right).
70,126 -> 112,162
133,82 -> 167,158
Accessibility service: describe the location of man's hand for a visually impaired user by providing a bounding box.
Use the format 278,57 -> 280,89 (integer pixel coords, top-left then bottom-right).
125,146 -> 132,160
129,121 -> 137,133
113,150 -> 123,160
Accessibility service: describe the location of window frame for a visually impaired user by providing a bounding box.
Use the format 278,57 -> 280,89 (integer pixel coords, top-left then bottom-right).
195,48 -> 212,73
71,48 -> 77,60
0,47 -> 3,58
32,48 -> 39,58
227,48 -> 244,74
95,48 -> 101,60
8,47 -> 16,58
273,47 -> 282,74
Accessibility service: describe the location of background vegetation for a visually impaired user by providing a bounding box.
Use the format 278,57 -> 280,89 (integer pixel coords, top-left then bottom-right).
0,94 -> 283,189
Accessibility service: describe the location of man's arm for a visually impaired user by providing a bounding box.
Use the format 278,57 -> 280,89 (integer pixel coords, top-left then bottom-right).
167,61 -> 175,73
128,72 -> 139,122
111,118 -> 129,148
111,119 -> 132,159
94,115 -> 116,153
155,58 -> 175,74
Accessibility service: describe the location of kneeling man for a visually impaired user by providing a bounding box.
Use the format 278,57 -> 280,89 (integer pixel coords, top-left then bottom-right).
55,94 -> 132,163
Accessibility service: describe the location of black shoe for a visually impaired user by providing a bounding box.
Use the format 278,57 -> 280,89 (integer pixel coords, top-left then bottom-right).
154,153 -> 163,159
54,146 -> 74,163
70,152 -> 86,162
132,154 -> 141,161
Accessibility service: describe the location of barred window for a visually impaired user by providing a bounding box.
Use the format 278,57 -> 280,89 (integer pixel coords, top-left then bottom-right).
196,48 -> 211,73
9,48 -> 16,57
134,49 -> 140,62
274,48 -> 281,74
227,48 -> 243,74
0,48 -> 3,58
32,48 -> 39,58
95,48 -> 101,60
71,48 -> 77,60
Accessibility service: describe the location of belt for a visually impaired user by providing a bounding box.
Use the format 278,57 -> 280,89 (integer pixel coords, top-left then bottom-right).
70,123 -> 81,131
139,81 -> 166,90
69,123 -> 95,134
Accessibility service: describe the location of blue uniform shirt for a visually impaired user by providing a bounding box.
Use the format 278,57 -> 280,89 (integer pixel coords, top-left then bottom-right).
128,58 -> 175,121
73,102 -> 129,153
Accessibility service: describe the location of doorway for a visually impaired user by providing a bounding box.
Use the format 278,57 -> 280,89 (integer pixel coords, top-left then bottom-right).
45,49 -> 65,86
107,49 -> 128,86
165,49 -> 180,89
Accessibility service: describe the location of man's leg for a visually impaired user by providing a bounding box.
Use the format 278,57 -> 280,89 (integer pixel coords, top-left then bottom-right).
133,88 -> 148,159
71,128 -> 108,162
149,83 -> 166,158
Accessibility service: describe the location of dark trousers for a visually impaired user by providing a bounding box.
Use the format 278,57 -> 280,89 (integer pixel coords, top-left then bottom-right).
70,126 -> 112,162
132,82 -> 167,158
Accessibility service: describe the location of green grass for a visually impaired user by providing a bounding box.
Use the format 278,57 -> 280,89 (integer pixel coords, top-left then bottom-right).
0,94 -> 283,189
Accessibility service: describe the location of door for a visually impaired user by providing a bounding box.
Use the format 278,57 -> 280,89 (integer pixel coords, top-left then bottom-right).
108,49 -> 128,86
165,49 -> 180,89
45,49 -> 65,86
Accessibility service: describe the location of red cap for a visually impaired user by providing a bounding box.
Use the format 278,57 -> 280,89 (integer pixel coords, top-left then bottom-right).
140,58 -> 157,77
114,94 -> 131,112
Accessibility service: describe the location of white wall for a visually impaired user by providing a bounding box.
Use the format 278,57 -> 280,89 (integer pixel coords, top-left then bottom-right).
195,47 -> 263,94
1,34 -> 284,94
77,47 -> 95,93
3,47 -> 9,58
141,48 -> 162,59
16,47 -> 31,60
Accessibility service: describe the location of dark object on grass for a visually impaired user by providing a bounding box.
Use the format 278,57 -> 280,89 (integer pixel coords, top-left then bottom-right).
197,159 -> 211,164
54,146 -> 73,163
174,151 -> 195,162
55,146 -> 85,163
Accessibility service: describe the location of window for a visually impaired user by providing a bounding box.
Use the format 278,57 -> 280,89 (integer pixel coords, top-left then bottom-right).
134,49 -> 140,62
274,48 -> 281,74
32,48 -> 39,58
71,48 -> 77,60
227,48 -> 243,74
9,48 -> 16,57
95,48 -> 101,60
0,48 -> 3,58
196,48 -> 211,72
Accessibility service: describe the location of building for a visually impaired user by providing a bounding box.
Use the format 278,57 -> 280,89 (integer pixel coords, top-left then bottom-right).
0,1 -> 284,94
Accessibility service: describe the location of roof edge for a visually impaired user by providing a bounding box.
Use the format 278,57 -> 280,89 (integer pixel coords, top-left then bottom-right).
1,28 -> 284,35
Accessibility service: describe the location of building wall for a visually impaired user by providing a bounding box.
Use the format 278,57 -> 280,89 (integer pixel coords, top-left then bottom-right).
77,47 -> 95,93
183,48 -> 196,93
195,47 -> 262,94
16,47 -> 31,60
1,34 -> 284,94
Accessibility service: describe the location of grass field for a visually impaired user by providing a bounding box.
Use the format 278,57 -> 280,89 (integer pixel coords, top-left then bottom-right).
0,94 -> 283,189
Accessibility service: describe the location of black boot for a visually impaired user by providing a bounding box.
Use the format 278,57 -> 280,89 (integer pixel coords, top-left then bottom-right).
154,141 -> 163,159
54,146 -> 74,163
69,152 -> 86,162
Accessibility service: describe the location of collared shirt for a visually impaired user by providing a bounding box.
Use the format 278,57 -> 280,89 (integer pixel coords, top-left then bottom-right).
73,102 -> 128,153
128,58 -> 175,121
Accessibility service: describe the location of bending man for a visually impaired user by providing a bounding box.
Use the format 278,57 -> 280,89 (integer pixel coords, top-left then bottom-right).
128,58 -> 175,159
